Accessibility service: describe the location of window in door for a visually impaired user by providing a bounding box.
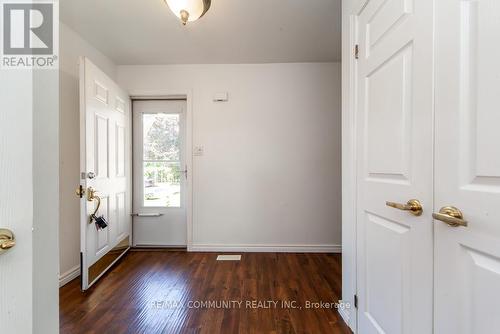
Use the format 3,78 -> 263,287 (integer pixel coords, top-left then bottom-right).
142,113 -> 182,207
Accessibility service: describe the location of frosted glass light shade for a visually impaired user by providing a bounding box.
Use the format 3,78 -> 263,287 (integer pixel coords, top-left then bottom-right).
164,0 -> 211,25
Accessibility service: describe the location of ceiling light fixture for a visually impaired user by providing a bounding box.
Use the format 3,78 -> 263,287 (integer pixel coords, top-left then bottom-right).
164,0 -> 212,25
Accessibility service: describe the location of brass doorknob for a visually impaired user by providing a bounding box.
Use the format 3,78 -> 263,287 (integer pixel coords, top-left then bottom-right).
386,199 -> 423,216
0,228 -> 15,254
433,206 -> 467,227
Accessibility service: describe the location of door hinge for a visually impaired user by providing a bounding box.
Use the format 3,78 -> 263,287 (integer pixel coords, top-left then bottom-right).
354,294 -> 358,308
354,44 -> 359,59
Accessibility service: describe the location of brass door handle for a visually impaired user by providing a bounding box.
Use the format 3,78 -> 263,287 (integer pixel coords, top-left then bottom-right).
433,206 -> 467,227
0,228 -> 16,254
86,187 -> 102,224
386,199 -> 423,216
86,187 -> 98,201
76,186 -> 99,202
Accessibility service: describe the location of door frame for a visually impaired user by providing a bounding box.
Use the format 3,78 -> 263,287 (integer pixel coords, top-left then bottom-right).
129,90 -> 194,250
340,1 -> 363,332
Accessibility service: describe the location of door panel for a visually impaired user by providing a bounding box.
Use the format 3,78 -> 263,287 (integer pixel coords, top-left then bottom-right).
95,114 -> 109,178
79,57 -> 132,290
365,213 -> 410,334
0,71 -> 33,333
116,124 -> 126,177
356,0 -> 434,333
366,44 -> 412,180
132,100 -> 187,247
435,0 -> 500,332
116,192 -> 126,238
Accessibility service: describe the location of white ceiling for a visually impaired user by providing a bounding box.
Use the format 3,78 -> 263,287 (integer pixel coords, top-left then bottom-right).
61,0 -> 341,65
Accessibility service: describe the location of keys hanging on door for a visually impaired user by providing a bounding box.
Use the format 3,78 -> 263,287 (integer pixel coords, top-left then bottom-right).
86,187 -> 108,230
92,214 -> 108,230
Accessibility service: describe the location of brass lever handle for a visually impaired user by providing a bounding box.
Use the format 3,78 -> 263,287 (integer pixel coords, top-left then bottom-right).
433,206 -> 467,227
386,199 -> 423,216
0,228 -> 16,254
76,185 -> 99,202
86,187 -> 98,201
86,187 -> 102,224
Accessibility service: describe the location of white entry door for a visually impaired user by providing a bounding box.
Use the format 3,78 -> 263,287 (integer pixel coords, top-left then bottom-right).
355,0 -> 434,333
79,57 -> 132,290
132,100 -> 187,247
434,0 -> 500,332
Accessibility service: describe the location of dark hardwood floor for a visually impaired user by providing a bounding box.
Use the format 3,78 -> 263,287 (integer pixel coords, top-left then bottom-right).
60,251 -> 351,334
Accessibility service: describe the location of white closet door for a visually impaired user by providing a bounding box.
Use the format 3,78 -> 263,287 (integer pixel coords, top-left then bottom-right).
434,0 -> 500,333
0,69 -> 34,333
355,0 -> 434,333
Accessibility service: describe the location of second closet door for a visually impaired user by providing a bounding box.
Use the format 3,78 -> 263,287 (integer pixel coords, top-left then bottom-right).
355,0 -> 434,333
434,0 -> 500,333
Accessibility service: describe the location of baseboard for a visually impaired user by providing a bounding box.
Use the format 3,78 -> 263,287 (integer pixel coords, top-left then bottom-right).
59,265 -> 80,287
338,307 -> 351,329
189,244 -> 342,253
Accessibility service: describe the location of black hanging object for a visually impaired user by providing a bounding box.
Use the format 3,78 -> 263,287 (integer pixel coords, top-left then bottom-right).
92,214 -> 108,230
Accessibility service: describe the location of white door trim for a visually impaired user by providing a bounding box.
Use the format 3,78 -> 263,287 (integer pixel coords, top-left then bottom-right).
129,90 -> 194,251
341,1 -> 360,332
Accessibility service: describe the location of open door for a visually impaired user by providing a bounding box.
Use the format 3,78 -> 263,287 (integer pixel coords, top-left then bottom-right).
78,57 -> 132,290
354,0 -> 434,332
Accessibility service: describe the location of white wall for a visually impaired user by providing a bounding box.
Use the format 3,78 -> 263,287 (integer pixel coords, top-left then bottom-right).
118,63 -> 342,251
59,25 -> 342,280
59,22 -> 118,284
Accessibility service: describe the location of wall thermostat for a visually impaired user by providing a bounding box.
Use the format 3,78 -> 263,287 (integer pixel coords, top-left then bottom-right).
213,92 -> 228,102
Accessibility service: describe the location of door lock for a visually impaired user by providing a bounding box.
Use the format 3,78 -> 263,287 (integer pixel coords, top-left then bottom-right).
76,185 -> 85,198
